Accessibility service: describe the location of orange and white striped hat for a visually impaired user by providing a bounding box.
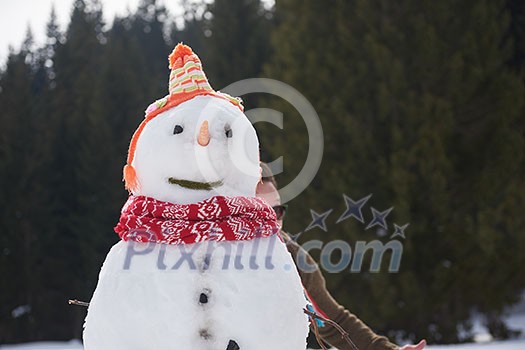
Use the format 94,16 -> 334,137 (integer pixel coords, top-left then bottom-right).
123,43 -> 244,192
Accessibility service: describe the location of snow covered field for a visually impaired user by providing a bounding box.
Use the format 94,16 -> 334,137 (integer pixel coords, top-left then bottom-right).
1,339 -> 525,350
2,335 -> 524,350
0,341 -> 82,350
1,338 -> 525,350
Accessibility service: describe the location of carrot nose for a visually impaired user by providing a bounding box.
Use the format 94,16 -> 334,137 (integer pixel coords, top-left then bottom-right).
198,120 -> 210,146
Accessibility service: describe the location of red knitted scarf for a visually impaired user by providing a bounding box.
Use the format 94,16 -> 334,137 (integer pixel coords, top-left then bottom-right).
114,195 -> 280,245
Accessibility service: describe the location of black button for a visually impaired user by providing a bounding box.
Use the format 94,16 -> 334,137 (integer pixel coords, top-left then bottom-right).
199,293 -> 208,304
173,125 -> 183,134
226,340 -> 240,350
199,329 -> 211,340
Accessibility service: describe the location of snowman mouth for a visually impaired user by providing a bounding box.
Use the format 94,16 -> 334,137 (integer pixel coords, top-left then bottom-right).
168,178 -> 223,190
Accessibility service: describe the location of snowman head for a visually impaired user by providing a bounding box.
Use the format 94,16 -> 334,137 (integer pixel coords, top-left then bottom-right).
123,44 -> 260,204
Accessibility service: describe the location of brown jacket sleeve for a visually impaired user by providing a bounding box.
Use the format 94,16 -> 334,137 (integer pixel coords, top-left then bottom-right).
282,232 -> 399,350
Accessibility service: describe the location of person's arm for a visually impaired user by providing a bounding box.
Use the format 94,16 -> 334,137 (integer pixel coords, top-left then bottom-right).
282,232 -> 398,350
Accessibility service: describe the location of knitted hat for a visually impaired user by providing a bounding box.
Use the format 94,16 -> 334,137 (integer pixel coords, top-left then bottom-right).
123,43 -> 244,192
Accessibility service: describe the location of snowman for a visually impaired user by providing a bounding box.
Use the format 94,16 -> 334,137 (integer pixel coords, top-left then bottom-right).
83,44 -> 309,350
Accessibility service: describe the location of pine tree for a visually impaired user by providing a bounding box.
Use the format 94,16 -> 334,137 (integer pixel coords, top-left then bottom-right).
506,0 -> 525,73
0,49 -> 36,343
0,22 -> 59,339
266,0 -> 525,343
46,0 -> 108,338
170,0 -> 207,56
201,0 -> 273,90
130,0 -> 170,93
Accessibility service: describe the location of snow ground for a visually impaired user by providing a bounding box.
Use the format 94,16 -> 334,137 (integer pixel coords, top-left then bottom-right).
2,336 -> 524,350
1,338 -> 525,349
0,341 -> 82,350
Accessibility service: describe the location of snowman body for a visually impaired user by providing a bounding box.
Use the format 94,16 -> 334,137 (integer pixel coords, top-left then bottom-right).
83,84 -> 309,348
84,238 -> 308,350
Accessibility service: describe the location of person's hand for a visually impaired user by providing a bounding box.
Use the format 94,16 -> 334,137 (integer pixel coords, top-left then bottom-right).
400,339 -> 426,350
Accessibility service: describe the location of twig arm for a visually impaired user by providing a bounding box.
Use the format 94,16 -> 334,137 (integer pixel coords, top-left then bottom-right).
304,308 -> 359,350
68,299 -> 90,307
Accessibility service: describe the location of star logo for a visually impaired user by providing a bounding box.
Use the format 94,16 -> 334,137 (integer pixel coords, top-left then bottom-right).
336,194 -> 372,224
365,207 -> 393,230
305,209 -> 333,232
287,231 -> 304,243
390,223 -> 409,239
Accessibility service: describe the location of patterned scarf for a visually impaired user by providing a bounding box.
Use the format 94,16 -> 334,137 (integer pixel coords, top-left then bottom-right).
114,195 -> 280,245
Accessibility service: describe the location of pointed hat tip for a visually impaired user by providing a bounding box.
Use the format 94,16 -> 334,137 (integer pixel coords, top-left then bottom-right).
169,43 -> 194,69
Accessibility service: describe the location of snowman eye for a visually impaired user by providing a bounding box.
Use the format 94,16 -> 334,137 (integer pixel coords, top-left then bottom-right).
225,127 -> 233,138
173,125 -> 184,135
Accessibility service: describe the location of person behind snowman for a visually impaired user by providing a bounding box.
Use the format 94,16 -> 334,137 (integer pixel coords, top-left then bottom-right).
256,162 -> 426,350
